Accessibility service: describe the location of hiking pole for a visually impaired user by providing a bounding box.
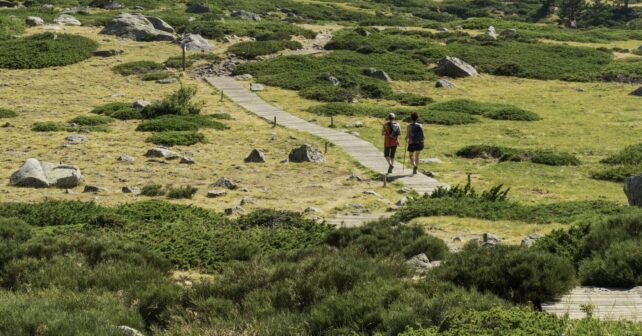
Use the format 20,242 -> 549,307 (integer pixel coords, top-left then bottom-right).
401,139 -> 407,173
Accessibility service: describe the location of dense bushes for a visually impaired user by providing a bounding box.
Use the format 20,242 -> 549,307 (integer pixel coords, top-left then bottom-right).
0,108 -> 17,118
69,115 -> 114,126
31,121 -> 108,133
136,114 -> 227,132
428,99 -> 541,121
146,131 -> 206,146
141,85 -> 203,118
456,145 -> 581,166
91,102 -> 143,120
601,143 -> 642,165
592,165 -> 642,182
164,53 -> 221,68
0,33 -> 98,69
0,15 -> 25,41
228,40 -> 302,59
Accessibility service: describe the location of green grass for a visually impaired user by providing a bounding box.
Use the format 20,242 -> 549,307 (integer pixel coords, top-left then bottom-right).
0,33 -> 98,69
136,115 -> 228,132
112,61 -> 165,76
164,53 -> 221,69
145,131 -> 206,146
0,108 -> 17,118
228,40 -> 303,60
592,165 -> 642,182
457,145 -> 581,166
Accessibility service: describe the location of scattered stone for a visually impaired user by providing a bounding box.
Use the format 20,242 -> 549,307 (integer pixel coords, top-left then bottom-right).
179,33 -> 212,51
354,27 -> 370,37
326,75 -> 341,86
521,233 -> 543,247
422,171 -> 435,178
346,173 -> 363,182
250,83 -> 265,92
437,27 -> 450,32
234,74 -> 253,81
453,236 -> 462,242
304,207 -> 323,214
43,4 -> 54,10
65,188 -> 75,194
434,56 -> 478,78
231,10 -> 261,21
481,233 -> 501,246
363,190 -> 380,197
132,100 -> 150,108
156,78 -> 177,84
500,28 -> 518,38
211,177 -> 237,190
624,175 -> 642,206
122,186 -> 141,194
26,16 -> 44,26
10,158 -> 82,189
180,157 -> 195,165
65,134 -> 88,145
224,206 -> 245,216
145,147 -> 179,159
186,3 -> 210,13
406,253 -> 440,273
207,190 -> 226,198
83,185 -> 106,193
93,49 -> 124,57
240,196 -> 255,205
630,87 -> 642,96
288,144 -> 324,163
103,1 -> 126,10
244,149 -> 266,163
397,196 -> 409,206
280,159 -> 289,164
364,68 -> 392,82
485,25 -> 498,39
435,79 -> 455,89
420,157 -> 443,164
117,155 -> 135,162
0,1 -> 18,8
2,122 -> 14,128
118,326 -> 145,336
100,13 -> 176,41
54,14 -> 81,26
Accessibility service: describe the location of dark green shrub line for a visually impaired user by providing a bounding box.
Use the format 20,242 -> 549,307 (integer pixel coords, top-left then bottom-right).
141,85 -> 203,119
602,143 -> 642,165
136,115 -> 228,132
146,131 -> 206,146
141,71 -> 176,82
92,102 -> 143,120
164,53 -> 221,69
31,121 -> 109,133
228,40 -> 303,60
69,115 -> 114,126
591,165 -> 642,182
0,33 -> 98,69
0,108 -> 17,118
456,145 -> 581,166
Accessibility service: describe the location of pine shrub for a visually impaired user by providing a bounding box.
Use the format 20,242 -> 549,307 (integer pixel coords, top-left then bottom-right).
0,33 -> 98,69
145,131 -> 206,146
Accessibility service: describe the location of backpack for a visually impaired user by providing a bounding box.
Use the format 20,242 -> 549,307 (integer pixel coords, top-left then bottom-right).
388,122 -> 401,140
410,123 -> 424,144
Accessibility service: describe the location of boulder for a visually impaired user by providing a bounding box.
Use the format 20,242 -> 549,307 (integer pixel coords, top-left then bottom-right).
26,16 -> 44,27
10,158 -> 81,189
624,175 -> 642,206
521,233 -> 543,248
117,155 -> 135,162
180,156 -> 195,164
244,149 -> 266,163
364,68 -> 392,82
0,1 -> 18,8
231,10 -> 261,21
288,144 -> 324,163
406,253 -> 440,273
207,190 -> 226,198
234,74 -> 253,81
145,147 -> 179,159
93,49 -> 124,57
66,134 -> 88,145
500,28 -> 518,38
179,33 -> 212,51
54,14 -> 81,26
630,87 -> 642,96
211,177 -> 237,190
103,1 -> 126,10
118,326 -> 145,336
83,185 -> 106,193
434,56 -> 478,78
122,186 -> 141,194
435,79 -> 455,89
326,75 -> 341,86
485,25 -> 498,39
132,100 -> 150,108
186,3 -> 210,13
100,13 -> 176,41
250,83 -> 265,92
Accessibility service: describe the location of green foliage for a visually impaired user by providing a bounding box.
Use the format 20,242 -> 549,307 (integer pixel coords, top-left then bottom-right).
0,33 -> 98,69
228,40 -> 303,60
428,99 -> 541,121
140,71 -> 176,81
432,242 -> 576,306
579,240 -> 642,288
146,131 -> 206,146
0,200 -> 107,226
0,108 -> 17,118
591,165 -> 642,182
602,143 -> 642,165
69,115 -> 114,126
307,103 -> 479,125
91,102 -> 142,120
167,185 -> 198,199
140,184 -> 166,197
112,61 -> 164,76
136,114 -> 228,132
182,19 -> 315,40
0,15 -> 25,41
141,85 -> 203,119
31,121 -> 108,133
391,92 -> 434,106
457,145 -> 581,166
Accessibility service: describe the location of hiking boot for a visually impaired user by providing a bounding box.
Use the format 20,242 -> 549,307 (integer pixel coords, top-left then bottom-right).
412,166 -> 418,175
387,165 -> 393,174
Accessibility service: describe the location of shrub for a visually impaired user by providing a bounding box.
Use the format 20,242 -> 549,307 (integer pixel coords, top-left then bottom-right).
164,53 -> 221,69
300,85 -> 356,102
136,115 -> 227,132
87,212 -> 129,229
31,122 -> 66,132
0,33 -> 98,69
0,108 -> 17,118
167,185 -> 198,199
146,131 -> 206,146
141,184 -> 166,197
141,86 -> 203,119
456,145 -> 581,166
69,115 -> 114,126
112,61 -> 164,76
428,99 -> 541,121
0,15 -> 25,41
579,240 -> 642,288
91,102 -> 142,120
0,200 -> 107,226
228,40 -> 303,60
591,165 -> 642,182
141,71 -> 176,82
601,143 -> 642,165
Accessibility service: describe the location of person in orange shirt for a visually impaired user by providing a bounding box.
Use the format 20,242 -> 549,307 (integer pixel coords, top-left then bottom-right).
382,113 -> 401,174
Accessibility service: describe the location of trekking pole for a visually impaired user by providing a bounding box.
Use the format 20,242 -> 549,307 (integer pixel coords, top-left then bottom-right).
401,138 -> 407,173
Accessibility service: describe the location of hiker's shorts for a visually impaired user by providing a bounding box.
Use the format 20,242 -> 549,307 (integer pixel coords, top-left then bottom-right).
384,146 -> 397,159
408,143 -> 424,153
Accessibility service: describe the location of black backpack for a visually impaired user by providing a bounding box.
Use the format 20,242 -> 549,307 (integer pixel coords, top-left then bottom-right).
410,123 -> 424,143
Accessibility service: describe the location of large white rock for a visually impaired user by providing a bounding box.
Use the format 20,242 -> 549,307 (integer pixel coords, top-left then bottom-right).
179,33 -> 212,51
10,158 -> 81,189
54,14 -> 81,26
100,13 -> 176,41
434,56 -> 479,78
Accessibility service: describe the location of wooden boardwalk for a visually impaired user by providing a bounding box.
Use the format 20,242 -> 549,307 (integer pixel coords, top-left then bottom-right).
543,286 -> 642,321
205,76 -> 448,196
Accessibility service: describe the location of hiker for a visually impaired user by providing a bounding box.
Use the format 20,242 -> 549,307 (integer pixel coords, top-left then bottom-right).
406,112 -> 424,175
382,113 -> 401,174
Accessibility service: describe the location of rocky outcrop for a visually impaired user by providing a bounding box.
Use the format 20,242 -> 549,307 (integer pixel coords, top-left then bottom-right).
434,56 -> 478,78
244,149 -> 266,163
54,14 -> 81,26
179,33 -> 212,51
26,16 -> 44,27
625,175 -> 642,206
10,158 -> 81,189
364,68 -> 392,82
435,79 -> 455,89
288,144 -> 324,163
100,13 -> 176,41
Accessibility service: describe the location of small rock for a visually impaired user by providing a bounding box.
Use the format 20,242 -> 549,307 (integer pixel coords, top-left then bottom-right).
250,83 -> 265,92
211,177 -> 237,190
422,171 -> 435,178
437,27 -> 450,32
397,196 -> 408,206
240,196 -> 255,205
145,147 -> 178,159
406,253 -> 435,273
481,233 -> 501,246
434,56 -> 478,78
500,28 -> 517,38
288,144 -> 324,163
180,157 -> 195,165
156,78 -> 177,84
66,134 -> 88,145
93,49 -> 124,57
521,233 -> 542,247
485,25 -> 498,39
453,236 -> 462,242
26,16 -> 44,27
304,207 -> 323,214
354,27 -> 371,36
420,157 -> 443,164
186,3 -> 210,13
231,10 -> 261,21
351,121 -> 364,128
122,186 -> 141,194
54,14 -> 81,26
364,68 -> 392,82
65,189 -> 75,194
207,190 -> 226,198
118,326 -> 145,336
326,75 -> 341,86
117,155 -> 135,162
280,159 -> 289,164
234,74 -> 253,81
244,149 -> 266,163
346,174 -> 363,182
83,185 -> 106,193
435,79 -> 455,89
132,100 -> 150,108
224,206 -> 245,216
363,190 -> 380,197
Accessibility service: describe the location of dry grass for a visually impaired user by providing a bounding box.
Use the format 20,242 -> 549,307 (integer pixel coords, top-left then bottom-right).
0,26 -> 398,216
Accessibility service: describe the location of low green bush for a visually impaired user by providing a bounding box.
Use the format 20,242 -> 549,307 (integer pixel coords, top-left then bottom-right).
146,131 -> 206,146
141,184 -> 166,197
602,143 -> 642,165
164,53 -> 221,69
579,240 -> 642,288
0,15 -> 25,41
69,115 -> 114,126
592,165 -> 642,182
31,121 -> 108,133
91,102 -> 143,120
0,33 -> 98,69
228,40 -> 303,60
428,99 -> 541,121
456,145 -> 581,166
141,85 -> 203,119
167,185 -> 198,199
112,61 -> 165,76
140,71 -> 176,82
136,115 -> 227,132
0,108 -> 17,118
182,19 -> 315,41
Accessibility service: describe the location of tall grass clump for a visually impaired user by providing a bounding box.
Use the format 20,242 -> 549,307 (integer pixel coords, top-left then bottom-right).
141,85 -> 203,119
0,108 -> 17,118
0,33 -> 98,69
92,102 -> 143,120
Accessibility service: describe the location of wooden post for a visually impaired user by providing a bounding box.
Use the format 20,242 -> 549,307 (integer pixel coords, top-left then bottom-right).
383,174 -> 387,187
330,115 -> 334,128
219,90 -> 224,102
324,142 -> 328,154
273,116 -> 277,127
181,45 -> 186,71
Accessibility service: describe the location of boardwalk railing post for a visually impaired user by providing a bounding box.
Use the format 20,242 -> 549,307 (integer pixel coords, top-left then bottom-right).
325,142 -> 328,154
383,174 -> 387,187
330,115 -> 334,128
273,116 -> 277,127
219,90 -> 224,102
